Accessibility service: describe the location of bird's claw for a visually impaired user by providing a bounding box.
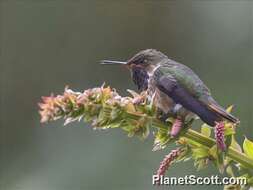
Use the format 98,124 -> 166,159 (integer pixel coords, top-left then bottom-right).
132,92 -> 147,105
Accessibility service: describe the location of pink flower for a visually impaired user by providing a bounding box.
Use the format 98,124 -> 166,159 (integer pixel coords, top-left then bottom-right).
38,95 -> 59,123
155,148 -> 182,184
215,122 -> 226,151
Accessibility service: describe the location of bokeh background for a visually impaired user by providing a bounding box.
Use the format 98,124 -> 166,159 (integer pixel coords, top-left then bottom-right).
1,1 -> 252,190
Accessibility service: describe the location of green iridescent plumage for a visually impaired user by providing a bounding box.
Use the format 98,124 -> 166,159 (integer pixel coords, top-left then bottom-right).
101,49 -> 239,128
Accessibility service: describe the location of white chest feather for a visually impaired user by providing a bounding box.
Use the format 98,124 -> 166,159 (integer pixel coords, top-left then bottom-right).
147,76 -> 175,113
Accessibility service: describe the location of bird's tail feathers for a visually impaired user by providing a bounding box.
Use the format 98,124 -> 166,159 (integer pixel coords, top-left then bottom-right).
209,103 -> 240,124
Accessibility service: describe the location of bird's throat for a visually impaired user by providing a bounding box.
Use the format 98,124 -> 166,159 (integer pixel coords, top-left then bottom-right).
146,64 -> 161,77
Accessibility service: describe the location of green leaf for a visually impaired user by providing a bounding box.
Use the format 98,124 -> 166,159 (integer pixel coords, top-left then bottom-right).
106,122 -> 121,128
225,135 -> 232,148
192,148 -> 209,160
223,184 -> 240,190
224,126 -> 235,136
209,145 -> 218,159
243,137 -> 253,159
208,145 -> 225,173
194,158 -> 208,171
153,129 -> 171,151
226,165 -> 234,177
226,105 -> 234,113
248,176 -> 253,186
141,125 -> 150,140
230,135 -> 242,153
110,107 -> 122,121
201,124 -> 211,137
175,148 -> 191,163
216,149 -> 225,173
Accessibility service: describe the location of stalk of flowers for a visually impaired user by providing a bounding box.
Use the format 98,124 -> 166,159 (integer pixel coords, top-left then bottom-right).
215,122 -> 226,151
155,148 -> 183,184
39,86 -> 117,124
38,85 -> 253,189
38,85 -> 152,132
38,88 -> 82,123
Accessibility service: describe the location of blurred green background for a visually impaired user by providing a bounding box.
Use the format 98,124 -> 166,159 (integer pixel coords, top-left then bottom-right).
0,1 -> 252,190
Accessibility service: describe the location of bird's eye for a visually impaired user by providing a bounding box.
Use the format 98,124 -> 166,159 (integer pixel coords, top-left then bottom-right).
132,56 -> 147,65
138,57 -> 145,64
138,57 -> 147,64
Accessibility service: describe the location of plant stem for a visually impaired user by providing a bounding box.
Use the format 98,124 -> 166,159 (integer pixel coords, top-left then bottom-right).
185,129 -> 253,169
125,111 -> 253,169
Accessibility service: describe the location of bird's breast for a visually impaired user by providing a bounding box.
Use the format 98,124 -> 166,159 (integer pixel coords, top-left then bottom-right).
147,77 -> 194,119
153,88 -> 175,113
147,78 -> 175,113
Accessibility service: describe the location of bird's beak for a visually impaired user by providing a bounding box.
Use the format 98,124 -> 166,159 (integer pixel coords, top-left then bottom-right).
100,60 -> 127,65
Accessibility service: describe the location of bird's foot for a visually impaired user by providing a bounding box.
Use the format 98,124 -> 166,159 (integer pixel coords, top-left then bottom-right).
132,92 -> 147,105
132,96 -> 145,104
157,110 -> 170,123
170,118 -> 183,137
214,121 -> 226,151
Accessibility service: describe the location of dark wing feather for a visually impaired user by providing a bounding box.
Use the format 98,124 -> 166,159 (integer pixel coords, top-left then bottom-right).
155,63 -> 239,124
155,75 -> 221,126
208,101 -> 239,124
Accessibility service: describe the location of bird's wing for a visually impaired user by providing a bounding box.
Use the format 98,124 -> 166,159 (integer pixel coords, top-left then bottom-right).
161,63 -> 211,100
154,65 -> 239,124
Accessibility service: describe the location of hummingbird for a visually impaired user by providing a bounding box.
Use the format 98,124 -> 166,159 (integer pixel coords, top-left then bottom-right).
101,49 -> 239,148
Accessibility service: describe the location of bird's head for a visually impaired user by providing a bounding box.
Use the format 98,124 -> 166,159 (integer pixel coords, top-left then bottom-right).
101,49 -> 167,91
101,49 -> 167,73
